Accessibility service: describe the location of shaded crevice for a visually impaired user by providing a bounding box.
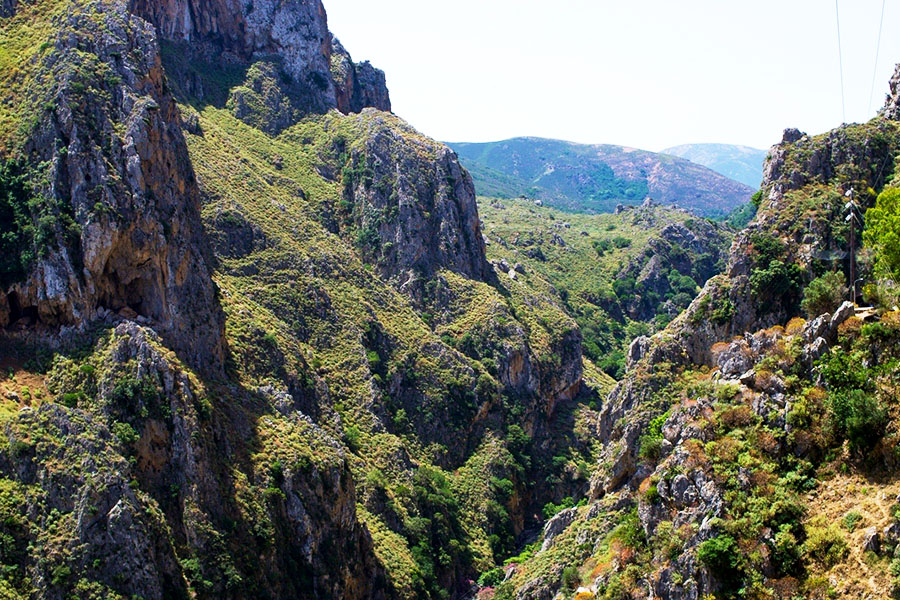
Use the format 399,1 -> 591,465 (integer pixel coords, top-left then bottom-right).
6,292 -> 38,326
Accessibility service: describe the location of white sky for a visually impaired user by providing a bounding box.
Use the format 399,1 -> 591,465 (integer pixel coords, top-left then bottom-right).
325,0 -> 900,152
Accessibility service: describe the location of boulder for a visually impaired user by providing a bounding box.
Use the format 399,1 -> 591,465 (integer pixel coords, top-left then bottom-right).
541,507 -> 579,551
626,336 -> 652,371
829,301 -> 856,335
802,337 -> 829,365
863,527 -> 881,554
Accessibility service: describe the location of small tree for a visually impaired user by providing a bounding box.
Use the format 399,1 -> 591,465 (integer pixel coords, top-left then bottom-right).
864,188 -> 900,306
865,188 -> 900,281
828,389 -> 887,453
697,535 -> 742,587
801,271 -> 847,317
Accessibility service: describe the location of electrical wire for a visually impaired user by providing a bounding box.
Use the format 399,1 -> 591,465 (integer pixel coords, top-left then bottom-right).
836,0 -> 846,123
868,0 -> 887,115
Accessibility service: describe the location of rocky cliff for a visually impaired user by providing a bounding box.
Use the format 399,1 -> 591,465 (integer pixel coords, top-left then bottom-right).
0,1 -> 603,599
16,2 -> 900,599
881,63 -> 900,120
339,111 -> 490,298
0,0 -> 224,374
128,0 -> 390,115
489,73 -> 900,600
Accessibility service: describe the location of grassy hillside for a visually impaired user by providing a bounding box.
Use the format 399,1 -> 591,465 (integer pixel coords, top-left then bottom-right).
478,197 -> 733,378
448,138 -> 754,218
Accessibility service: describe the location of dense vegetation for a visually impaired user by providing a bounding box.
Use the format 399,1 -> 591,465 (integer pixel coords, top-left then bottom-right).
478,198 -> 732,378
3,1 -> 900,599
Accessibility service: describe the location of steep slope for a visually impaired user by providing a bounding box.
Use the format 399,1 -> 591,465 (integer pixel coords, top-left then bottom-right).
0,0 -> 224,374
448,138 -> 754,217
489,70 -> 900,600
0,1 -> 394,598
0,1 -> 610,599
127,0 -> 391,118
662,143 -> 767,189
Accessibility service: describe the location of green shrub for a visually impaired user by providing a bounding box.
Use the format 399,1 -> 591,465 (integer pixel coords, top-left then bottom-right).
542,496 -> 575,520
750,233 -> 803,310
0,161 -> 33,286
477,567 -> 504,587
60,392 -> 81,408
709,297 -> 734,325
802,517 -> 847,567
828,389 -> 887,453
593,238 -> 612,256
750,190 -> 764,207
643,484 -> 660,504
50,564 -> 71,586
612,277 -> 635,299
801,271 -> 847,318
771,524 -> 801,575
263,486 -> 285,501
750,260 -> 802,310
269,460 -> 284,483
864,187 -> 900,282
750,233 -> 786,264
842,510 -> 863,532
697,535 -> 742,586
111,421 -> 138,446
638,410 -> 669,463
0,161 -> 79,286
561,565 -> 580,589
344,425 -> 362,453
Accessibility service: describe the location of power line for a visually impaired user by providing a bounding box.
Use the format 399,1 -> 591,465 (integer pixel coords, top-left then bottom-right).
836,0 -> 846,123
868,0 -> 887,115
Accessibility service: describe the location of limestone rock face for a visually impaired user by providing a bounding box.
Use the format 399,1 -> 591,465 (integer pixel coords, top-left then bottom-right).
332,36 -> 392,114
615,217 -> 731,321
882,63 -> 900,120
343,111 -> 490,294
2,322 -> 389,600
3,0 -> 224,374
127,0 -> 390,115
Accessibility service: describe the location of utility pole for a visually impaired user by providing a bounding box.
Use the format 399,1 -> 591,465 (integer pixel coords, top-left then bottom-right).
845,189 -> 859,305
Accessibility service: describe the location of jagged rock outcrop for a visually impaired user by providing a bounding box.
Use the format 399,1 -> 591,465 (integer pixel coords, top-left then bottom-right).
2,322 -> 390,599
615,218 -> 730,321
1,0 -> 224,374
128,0 -> 390,115
495,70 -> 900,600
881,63 -> 900,120
342,111 -> 490,295
332,36 -> 391,113
580,115 -> 900,498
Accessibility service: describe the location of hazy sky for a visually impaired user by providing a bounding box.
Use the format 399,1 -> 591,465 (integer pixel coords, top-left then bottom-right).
325,0 -> 900,152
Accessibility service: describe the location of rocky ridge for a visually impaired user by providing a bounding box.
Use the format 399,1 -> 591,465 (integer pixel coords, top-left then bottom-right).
128,0 -> 391,115
490,72 -> 900,600
449,137 -> 755,217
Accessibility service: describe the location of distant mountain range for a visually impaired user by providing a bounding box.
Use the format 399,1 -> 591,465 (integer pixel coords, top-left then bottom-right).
662,143 -> 768,189
447,137 -> 754,218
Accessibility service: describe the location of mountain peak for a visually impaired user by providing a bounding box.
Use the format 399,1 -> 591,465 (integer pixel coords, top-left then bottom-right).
449,137 -> 754,217
662,142 -> 767,189
128,0 -> 391,115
